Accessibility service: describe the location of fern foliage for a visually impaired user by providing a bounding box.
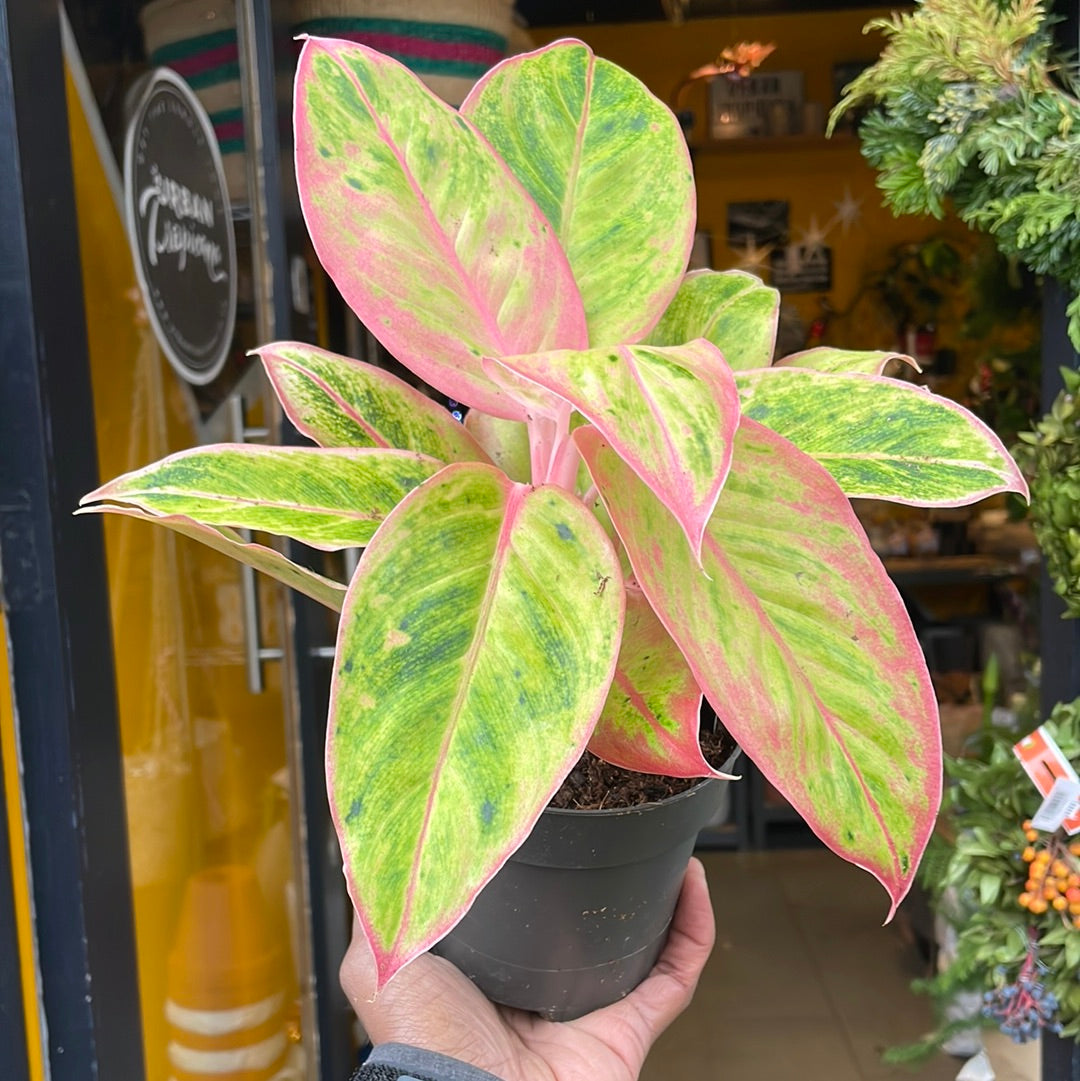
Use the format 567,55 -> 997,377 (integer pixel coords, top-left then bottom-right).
831,0 -> 1080,348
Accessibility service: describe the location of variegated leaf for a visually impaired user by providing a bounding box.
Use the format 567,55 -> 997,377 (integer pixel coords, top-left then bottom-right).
257,341 -> 489,462
777,347 -> 918,376
329,463 -> 623,986
736,367 -> 1029,505
589,584 -> 739,778
295,37 -> 585,420
463,411 -> 532,483
462,40 -> 694,345
647,269 -> 779,370
76,506 -> 346,610
80,444 -> 442,549
577,421 -> 941,915
501,339 -> 739,556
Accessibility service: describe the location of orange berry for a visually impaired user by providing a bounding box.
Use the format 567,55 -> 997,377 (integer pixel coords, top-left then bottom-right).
1070,842 -> 1080,857
1045,885 -> 1060,900
1019,892 -> 1033,908
1068,874 -> 1080,889
1066,887 -> 1080,903
1023,819 -> 1033,830
1026,879 -> 1040,892
1053,860 -> 1069,878
1029,899 -> 1049,914
1023,847 -> 1036,862
1026,829 -> 1039,842
1054,896 -> 1069,911
1070,902 -> 1080,916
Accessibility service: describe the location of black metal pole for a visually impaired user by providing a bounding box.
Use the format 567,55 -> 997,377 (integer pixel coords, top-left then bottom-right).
0,2 -> 144,1078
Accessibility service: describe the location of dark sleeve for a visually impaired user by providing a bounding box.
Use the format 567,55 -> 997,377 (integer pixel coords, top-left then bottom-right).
351,1042 -> 506,1081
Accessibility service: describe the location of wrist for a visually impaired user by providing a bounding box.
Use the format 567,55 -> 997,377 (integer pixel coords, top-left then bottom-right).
353,1042 -> 505,1081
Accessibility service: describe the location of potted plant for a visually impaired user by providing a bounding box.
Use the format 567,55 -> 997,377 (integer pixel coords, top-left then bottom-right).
80,36 -> 1027,1016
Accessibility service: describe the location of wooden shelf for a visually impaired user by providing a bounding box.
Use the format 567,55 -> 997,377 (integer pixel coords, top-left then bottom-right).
689,132 -> 859,154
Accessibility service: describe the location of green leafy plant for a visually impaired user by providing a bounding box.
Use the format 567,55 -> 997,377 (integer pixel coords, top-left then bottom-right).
830,0 -> 1080,350
79,38 -> 1027,987
885,705 -> 1080,1062
1015,368 -> 1080,615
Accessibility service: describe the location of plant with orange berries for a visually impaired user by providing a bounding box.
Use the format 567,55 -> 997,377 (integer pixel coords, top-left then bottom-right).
884,701 -> 1080,1063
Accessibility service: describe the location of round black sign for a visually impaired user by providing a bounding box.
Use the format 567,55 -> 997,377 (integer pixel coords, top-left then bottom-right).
124,69 -> 236,386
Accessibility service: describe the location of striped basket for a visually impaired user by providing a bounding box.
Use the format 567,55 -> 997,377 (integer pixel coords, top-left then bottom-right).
290,0 -> 515,106
166,866 -> 290,1081
139,0 -> 248,204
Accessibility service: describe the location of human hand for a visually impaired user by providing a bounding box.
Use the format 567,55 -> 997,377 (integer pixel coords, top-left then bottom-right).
339,857 -> 715,1081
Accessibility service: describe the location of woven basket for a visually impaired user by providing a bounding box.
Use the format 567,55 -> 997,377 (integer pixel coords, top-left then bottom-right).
290,0 -> 515,106
139,0 -> 248,204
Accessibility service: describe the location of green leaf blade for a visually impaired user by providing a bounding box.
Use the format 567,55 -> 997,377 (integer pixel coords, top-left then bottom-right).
76,506 -> 346,610
736,367 -> 1029,504
501,340 -> 740,555
589,584 -> 739,778
777,347 -> 919,376
329,463 -> 623,985
258,341 -> 490,463
80,444 -> 442,549
577,421 -> 942,914
462,40 -> 695,345
295,37 -> 586,420
646,269 -> 780,370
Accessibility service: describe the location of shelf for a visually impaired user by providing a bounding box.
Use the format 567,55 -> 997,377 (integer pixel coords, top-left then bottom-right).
882,554 -> 1031,587
689,132 -> 859,154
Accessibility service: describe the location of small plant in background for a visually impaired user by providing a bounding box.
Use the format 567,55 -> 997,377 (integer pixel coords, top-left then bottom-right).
885,704 -> 1080,1062
1015,368 -> 1080,616
830,0 -> 1080,350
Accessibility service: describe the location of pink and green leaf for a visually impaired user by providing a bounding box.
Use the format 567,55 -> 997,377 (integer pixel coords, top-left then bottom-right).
79,443 -> 442,549
500,339 -> 740,556
736,367 -> 1029,505
776,346 -> 919,376
463,412 -> 532,483
295,37 -> 586,420
589,584 -> 740,778
462,40 -> 694,346
329,463 -> 623,986
257,341 -> 490,462
76,506 -> 346,610
646,269 -> 780,370
577,421 -> 942,915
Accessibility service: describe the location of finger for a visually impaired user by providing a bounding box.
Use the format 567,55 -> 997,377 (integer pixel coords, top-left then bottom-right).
584,857 -> 715,1044
339,913 -> 379,1009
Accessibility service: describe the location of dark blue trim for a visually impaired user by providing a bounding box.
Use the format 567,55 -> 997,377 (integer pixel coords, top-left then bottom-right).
0,1 -> 143,1078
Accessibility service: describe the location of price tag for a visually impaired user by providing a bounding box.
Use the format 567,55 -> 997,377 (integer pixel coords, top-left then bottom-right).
1013,726 -> 1080,835
1031,777 -> 1080,833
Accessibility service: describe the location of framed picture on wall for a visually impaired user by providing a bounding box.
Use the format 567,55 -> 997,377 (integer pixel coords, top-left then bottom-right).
726,200 -> 789,250
769,246 -> 832,292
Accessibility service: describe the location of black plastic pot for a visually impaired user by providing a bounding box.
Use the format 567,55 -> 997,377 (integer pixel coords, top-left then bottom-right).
433,754 -> 740,1021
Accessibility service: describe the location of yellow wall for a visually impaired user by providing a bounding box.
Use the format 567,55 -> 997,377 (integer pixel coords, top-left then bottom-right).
530,8 -> 971,344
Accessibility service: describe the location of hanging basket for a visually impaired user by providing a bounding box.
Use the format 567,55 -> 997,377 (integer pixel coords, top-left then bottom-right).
139,0 -> 248,204
289,0 -> 515,106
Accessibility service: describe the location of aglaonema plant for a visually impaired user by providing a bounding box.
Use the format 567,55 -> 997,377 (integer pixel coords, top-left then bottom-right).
79,37 -> 1028,989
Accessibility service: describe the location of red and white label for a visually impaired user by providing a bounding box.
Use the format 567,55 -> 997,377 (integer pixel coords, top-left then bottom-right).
1014,726 -> 1080,834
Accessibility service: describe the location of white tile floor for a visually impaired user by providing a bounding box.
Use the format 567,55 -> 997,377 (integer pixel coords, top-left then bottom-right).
641,849 -> 965,1081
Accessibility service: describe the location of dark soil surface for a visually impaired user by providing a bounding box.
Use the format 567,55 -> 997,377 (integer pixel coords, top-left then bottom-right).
548,721 -> 737,811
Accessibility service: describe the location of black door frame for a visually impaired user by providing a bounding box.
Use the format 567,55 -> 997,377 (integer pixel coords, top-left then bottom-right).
0,1 -> 143,1078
